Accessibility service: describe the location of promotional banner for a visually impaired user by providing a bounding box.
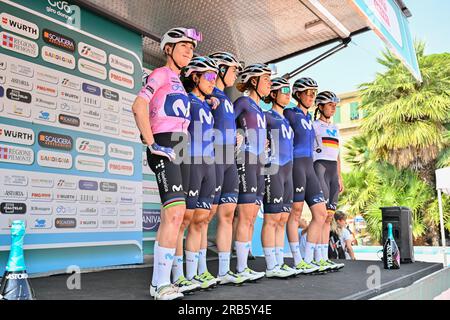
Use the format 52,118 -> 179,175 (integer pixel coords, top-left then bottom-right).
0,0 -> 143,268
350,0 -> 422,82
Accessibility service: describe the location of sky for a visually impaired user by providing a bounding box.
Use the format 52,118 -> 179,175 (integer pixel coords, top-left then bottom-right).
275,0 -> 450,94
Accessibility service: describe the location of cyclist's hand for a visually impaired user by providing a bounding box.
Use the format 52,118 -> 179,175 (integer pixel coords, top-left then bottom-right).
148,143 -> 176,161
206,97 -> 220,110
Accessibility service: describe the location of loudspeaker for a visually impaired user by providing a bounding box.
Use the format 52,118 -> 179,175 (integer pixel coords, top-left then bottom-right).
381,206 -> 415,263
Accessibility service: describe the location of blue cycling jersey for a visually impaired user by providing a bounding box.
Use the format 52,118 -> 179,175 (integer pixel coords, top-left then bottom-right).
265,109 -> 293,165
234,96 -> 267,156
211,87 -> 236,146
284,106 -> 315,158
187,93 -> 215,158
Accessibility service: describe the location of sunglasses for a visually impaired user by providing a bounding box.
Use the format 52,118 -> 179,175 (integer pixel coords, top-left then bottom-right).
304,89 -> 318,97
280,87 -> 291,94
202,71 -> 217,82
185,28 -> 203,42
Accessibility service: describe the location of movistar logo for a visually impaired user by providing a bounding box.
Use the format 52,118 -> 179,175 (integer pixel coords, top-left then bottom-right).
257,114 -> 266,129
326,129 -> 337,137
281,124 -> 293,139
251,187 -> 257,192
189,190 -> 199,197
199,108 -> 213,124
224,100 -> 233,113
172,185 -> 182,192
172,99 -> 190,118
301,119 -> 313,130
296,187 -> 304,193
274,197 -> 283,203
165,253 -> 174,260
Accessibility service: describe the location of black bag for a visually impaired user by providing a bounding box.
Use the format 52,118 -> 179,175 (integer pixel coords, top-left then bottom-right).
329,230 -> 346,259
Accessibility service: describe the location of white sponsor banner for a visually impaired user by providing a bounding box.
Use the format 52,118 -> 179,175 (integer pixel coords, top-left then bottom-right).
3,174 -> 28,186
0,31 -> 38,57
10,62 -> 33,77
100,218 -> 117,228
78,193 -> 98,203
0,143 -> 34,165
119,185 -> 135,194
108,143 -> 134,160
76,137 -> 105,156
103,124 -> 119,136
8,75 -> 33,91
100,194 -> 117,204
33,108 -> 57,123
79,206 -> 98,216
55,192 -> 77,203
6,103 -> 31,118
82,105 -> 101,119
109,54 -> 134,74
0,124 -> 34,145
37,150 -> 72,169
0,71 -> 5,83
30,217 -> 53,229
0,188 -> 27,200
60,89 -> 81,102
108,159 -> 134,176
78,58 -> 107,80
0,13 -> 39,39
41,45 -> 75,69
30,191 -> 53,202
118,219 -> 136,228
120,127 -> 138,140
78,42 -> 107,64
109,69 -> 134,89
101,207 -> 117,216
58,101 -> 80,115
35,95 -> 57,109
55,178 -> 77,190
103,102 -> 119,113
119,206 -> 136,216
103,112 -> 119,124
35,82 -> 58,97
36,70 -> 59,84
79,218 -> 98,229
75,155 -> 105,173
31,178 -> 54,188
81,119 -> 101,132
29,205 -> 53,215
55,204 -> 77,214
61,77 -> 81,91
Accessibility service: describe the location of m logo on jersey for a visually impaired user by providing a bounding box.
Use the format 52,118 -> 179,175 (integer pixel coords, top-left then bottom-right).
301,119 -> 313,130
256,114 -> 266,129
326,129 -> 337,137
281,124 -> 293,139
169,97 -> 190,119
188,190 -> 199,197
199,109 -> 213,125
224,100 -> 233,113
172,185 -> 182,192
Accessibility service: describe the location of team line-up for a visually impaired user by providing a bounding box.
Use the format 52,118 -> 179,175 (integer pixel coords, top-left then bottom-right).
132,27 -> 345,300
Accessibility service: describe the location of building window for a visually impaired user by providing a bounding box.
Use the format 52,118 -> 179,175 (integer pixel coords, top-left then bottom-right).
350,102 -> 359,120
334,106 -> 341,124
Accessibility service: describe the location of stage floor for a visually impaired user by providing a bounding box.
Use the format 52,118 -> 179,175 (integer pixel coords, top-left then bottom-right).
29,258 -> 442,300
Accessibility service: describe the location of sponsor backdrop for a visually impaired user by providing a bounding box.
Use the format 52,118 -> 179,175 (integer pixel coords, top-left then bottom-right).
0,0 -> 144,273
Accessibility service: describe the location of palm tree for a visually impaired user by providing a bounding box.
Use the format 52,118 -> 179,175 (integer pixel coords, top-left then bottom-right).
358,43 -> 450,184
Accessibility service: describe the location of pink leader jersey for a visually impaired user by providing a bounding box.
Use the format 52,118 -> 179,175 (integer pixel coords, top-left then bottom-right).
138,66 -> 191,134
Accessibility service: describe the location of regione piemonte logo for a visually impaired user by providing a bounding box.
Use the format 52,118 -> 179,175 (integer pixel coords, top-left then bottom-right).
0,31 -> 38,58
0,144 -> 34,165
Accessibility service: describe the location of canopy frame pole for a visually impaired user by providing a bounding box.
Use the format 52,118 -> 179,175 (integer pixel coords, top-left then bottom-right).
438,189 -> 448,267
283,38 -> 351,80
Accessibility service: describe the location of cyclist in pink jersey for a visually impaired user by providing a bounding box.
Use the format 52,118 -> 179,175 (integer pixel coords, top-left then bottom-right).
132,27 -> 202,300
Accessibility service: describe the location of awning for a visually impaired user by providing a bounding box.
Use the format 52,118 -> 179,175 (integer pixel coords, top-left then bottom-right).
72,0 -> 371,67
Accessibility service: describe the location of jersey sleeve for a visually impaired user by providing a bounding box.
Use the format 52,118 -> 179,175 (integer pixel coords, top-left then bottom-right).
283,108 -> 295,127
233,97 -> 246,120
137,68 -> 167,103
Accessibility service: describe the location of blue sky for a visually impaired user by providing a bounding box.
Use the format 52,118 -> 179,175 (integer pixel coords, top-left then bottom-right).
275,0 -> 450,94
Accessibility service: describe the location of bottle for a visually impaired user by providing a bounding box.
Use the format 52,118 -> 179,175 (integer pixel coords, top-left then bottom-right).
383,223 -> 400,269
0,220 -> 35,300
